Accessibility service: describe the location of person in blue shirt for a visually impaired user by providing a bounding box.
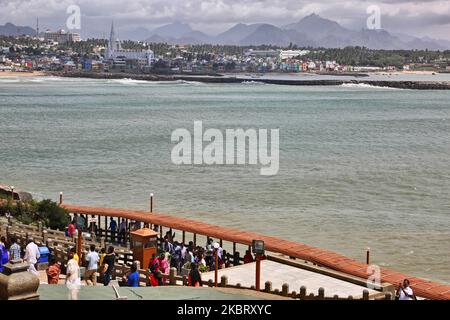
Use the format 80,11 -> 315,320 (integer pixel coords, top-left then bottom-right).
0,237 -> 9,273
108,218 -> 117,243
127,263 -> 140,287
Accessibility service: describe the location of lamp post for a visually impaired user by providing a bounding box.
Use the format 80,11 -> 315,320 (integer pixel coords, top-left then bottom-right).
366,247 -> 370,265
150,193 -> 154,212
252,240 -> 265,292
10,186 -> 14,201
214,242 -> 220,287
59,192 -> 63,205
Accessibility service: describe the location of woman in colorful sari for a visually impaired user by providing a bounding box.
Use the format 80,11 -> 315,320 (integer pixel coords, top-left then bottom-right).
158,253 -> 170,284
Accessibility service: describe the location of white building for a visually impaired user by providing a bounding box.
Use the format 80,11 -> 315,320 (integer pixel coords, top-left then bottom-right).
279,50 -> 310,60
106,22 -> 154,66
44,29 -> 81,44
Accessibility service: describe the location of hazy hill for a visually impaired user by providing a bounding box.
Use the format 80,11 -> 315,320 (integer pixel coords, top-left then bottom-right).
0,22 -> 36,36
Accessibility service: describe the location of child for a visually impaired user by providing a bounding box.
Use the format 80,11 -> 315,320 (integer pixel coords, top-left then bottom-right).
46,256 -> 61,284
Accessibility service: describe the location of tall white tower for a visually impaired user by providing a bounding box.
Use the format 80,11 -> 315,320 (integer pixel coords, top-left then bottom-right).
107,21 -> 122,59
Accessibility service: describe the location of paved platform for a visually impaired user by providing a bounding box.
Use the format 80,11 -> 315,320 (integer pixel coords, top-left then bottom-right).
202,259 -> 378,298
37,284 -> 288,300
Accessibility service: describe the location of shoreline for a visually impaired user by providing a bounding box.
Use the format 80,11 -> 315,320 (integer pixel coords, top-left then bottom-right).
0,71 -> 46,77
2,70 -> 449,89
49,71 -> 450,90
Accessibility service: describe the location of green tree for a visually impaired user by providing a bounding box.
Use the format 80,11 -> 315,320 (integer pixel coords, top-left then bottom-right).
37,199 -> 70,231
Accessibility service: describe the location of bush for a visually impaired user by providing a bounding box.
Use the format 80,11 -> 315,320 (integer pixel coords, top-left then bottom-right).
15,200 -> 39,223
0,198 -> 69,231
0,197 -> 14,215
37,199 -> 70,231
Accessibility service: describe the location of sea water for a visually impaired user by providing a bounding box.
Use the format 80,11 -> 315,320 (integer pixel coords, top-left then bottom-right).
0,76 -> 449,283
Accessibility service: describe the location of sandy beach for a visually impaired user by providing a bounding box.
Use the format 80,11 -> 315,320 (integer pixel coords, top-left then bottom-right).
0,71 -> 46,77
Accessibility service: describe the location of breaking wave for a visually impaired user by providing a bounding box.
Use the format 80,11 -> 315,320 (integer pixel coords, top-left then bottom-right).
340,83 -> 402,90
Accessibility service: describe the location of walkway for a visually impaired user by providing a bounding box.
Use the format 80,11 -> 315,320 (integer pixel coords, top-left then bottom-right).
62,204 -> 450,300
202,259 -> 380,298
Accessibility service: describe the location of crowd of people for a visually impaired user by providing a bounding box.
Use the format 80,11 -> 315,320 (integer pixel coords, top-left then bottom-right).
66,214 -> 142,246
0,222 -> 418,300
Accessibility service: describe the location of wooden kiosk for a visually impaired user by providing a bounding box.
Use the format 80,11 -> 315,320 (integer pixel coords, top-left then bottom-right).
130,228 -> 159,270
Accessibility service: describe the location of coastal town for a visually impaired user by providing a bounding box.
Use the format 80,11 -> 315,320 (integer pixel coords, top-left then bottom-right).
1,24 -> 450,76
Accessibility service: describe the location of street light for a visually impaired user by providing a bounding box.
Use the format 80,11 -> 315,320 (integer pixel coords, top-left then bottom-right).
10,186 -> 15,201
59,192 -> 63,205
252,240 -> 265,291
150,193 -> 154,212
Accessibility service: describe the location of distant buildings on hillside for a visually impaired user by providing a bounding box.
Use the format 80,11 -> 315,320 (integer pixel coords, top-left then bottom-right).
43,29 -> 81,44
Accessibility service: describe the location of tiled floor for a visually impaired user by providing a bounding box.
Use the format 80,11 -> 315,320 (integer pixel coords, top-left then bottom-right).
202,259 -> 378,298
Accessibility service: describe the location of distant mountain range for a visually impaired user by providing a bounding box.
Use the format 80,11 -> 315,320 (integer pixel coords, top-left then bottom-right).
2,14 -> 450,50
0,22 -> 36,37
143,14 -> 450,50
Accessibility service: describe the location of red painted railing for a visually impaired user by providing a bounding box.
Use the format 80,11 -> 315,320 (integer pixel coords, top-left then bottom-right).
62,204 -> 450,300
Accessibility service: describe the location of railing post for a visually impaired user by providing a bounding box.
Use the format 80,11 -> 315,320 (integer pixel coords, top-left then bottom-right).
363,289 -> 369,300
264,281 -> 272,293
299,286 -> 306,299
220,275 -> 228,287
42,230 -> 48,244
282,283 -> 289,296
318,287 -> 325,299
169,267 -> 177,285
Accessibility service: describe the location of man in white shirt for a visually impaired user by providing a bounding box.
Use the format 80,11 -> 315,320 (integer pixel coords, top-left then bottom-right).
397,279 -> 416,300
24,238 -> 40,276
85,244 -> 100,285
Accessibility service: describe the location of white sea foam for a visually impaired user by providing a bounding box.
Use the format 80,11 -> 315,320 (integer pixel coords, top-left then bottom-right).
241,80 -> 265,85
340,83 -> 402,90
110,78 -> 150,85
109,78 -> 203,86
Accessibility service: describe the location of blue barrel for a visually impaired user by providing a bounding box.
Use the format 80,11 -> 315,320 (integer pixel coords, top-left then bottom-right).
38,247 -> 50,263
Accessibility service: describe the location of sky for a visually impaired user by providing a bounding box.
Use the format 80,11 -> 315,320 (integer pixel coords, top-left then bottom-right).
0,0 -> 449,40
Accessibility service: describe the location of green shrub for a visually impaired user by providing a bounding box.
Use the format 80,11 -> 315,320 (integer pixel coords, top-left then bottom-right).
1,198 -> 69,230
15,200 -> 39,220
37,199 -> 70,231
0,197 -> 14,215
